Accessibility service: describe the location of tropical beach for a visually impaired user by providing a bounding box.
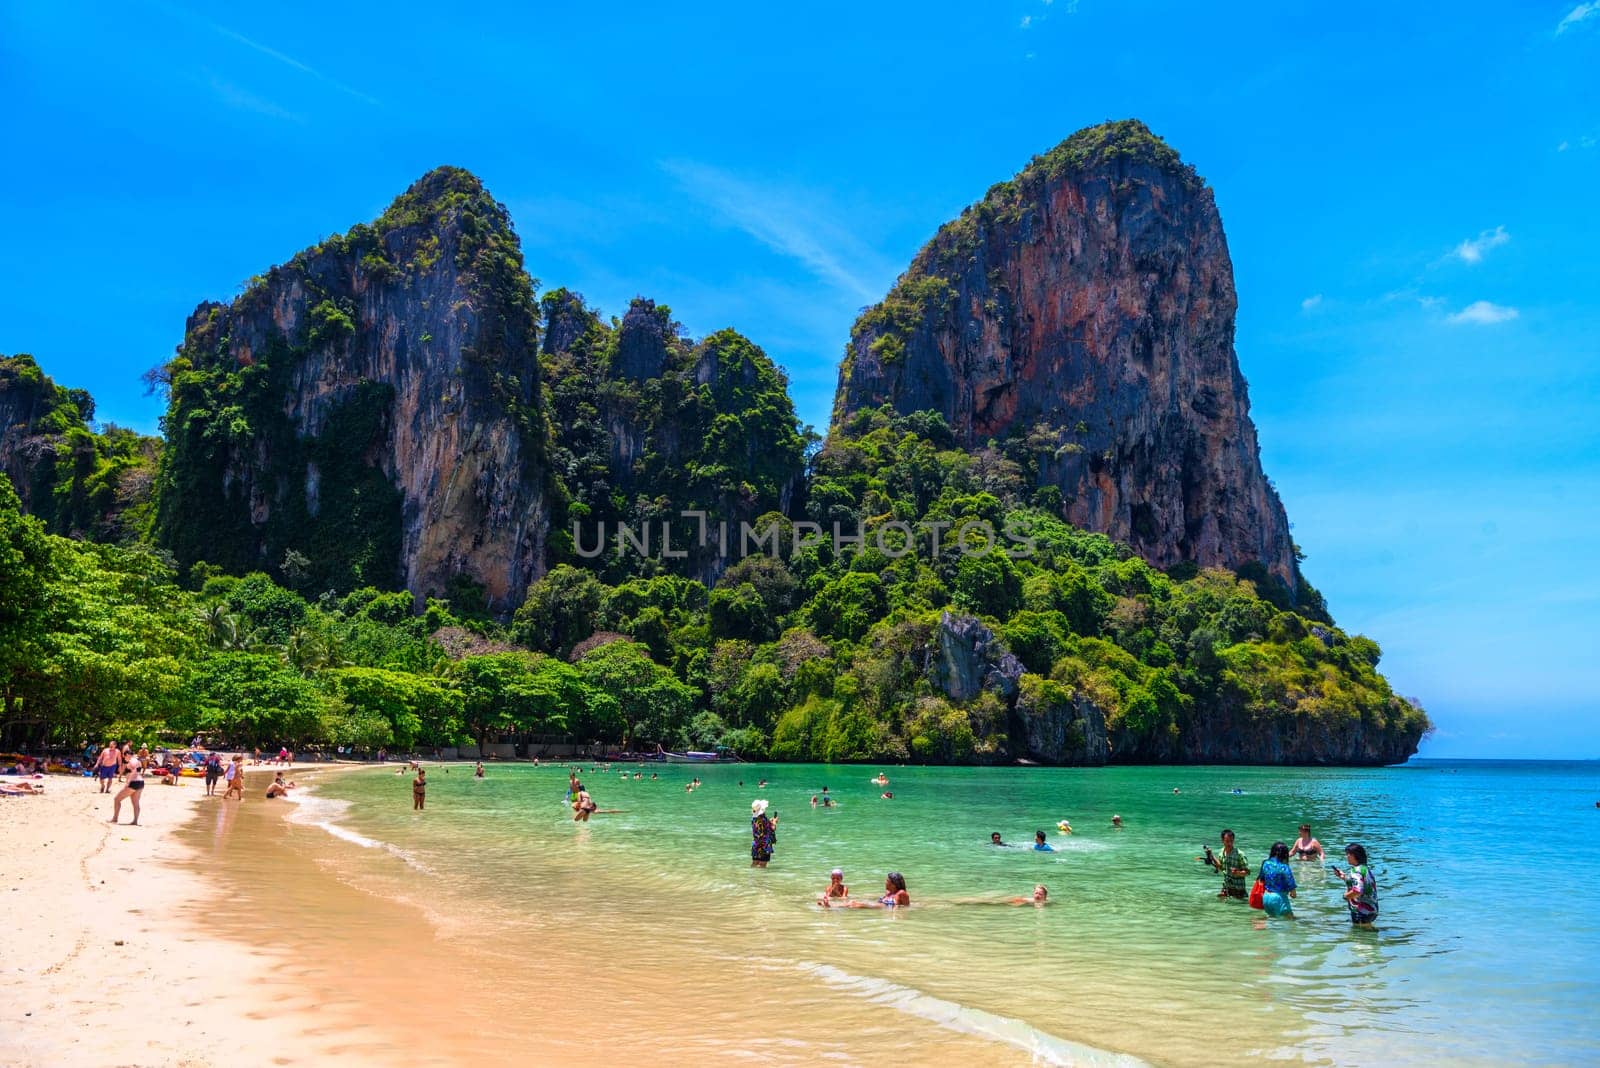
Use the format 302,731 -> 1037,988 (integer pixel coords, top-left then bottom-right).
6,759 -> 1597,1066
5,2 -> 1599,1066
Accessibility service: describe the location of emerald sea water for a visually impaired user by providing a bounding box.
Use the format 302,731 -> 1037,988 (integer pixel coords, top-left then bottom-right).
283,759 -> 1600,1065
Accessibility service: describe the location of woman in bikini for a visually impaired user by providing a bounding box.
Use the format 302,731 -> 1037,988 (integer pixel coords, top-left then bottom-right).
110,752 -> 144,825
413,768 -> 427,810
1290,824 -> 1325,861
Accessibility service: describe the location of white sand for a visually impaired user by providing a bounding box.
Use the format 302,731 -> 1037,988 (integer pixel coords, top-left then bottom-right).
0,771 -> 382,1068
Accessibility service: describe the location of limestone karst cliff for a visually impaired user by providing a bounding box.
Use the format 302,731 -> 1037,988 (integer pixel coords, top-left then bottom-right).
833,120 -> 1300,595
151,167 -> 549,612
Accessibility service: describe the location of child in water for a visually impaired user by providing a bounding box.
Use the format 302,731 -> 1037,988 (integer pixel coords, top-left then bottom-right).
817,868 -> 848,904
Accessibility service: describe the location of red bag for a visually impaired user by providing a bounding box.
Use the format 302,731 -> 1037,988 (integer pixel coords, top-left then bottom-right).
1249,877 -> 1266,909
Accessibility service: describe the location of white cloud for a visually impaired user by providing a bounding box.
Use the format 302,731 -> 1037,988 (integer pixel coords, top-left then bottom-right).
661,160 -> 896,304
1452,225 -> 1509,265
1556,2 -> 1599,34
1301,294 -> 1323,311
1446,300 -> 1519,326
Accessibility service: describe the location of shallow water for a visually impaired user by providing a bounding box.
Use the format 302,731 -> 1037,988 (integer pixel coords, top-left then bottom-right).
196,760 -> 1600,1065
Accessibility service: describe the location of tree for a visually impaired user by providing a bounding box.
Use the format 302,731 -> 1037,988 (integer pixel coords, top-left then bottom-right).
512,564 -> 605,656
575,640 -> 696,747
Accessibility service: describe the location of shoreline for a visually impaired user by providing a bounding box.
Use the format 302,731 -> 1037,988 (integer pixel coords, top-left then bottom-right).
0,766 -> 413,1068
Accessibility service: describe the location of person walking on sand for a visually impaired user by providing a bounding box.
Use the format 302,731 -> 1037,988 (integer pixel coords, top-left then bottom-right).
203,752 -> 222,796
413,768 -> 427,810
750,800 -> 778,868
110,749 -> 144,825
223,755 -> 245,801
95,741 -> 119,794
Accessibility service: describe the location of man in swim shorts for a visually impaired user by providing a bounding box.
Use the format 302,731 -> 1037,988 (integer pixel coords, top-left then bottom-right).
95,741 -> 119,793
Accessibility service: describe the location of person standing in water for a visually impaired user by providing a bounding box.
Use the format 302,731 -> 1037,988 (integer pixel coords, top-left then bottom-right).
474,761 -> 485,779
412,768 -> 427,810
203,752 -> 222,796
1204,829 -> 1249,900
1259,842 -> 1298,917
222,755 -> 245,801
1333,843 -> 1379,926
109,750 -> 144,825
750,800 -> 778,867
1291,824 -> 1325,861
1033,830 -> 1055,852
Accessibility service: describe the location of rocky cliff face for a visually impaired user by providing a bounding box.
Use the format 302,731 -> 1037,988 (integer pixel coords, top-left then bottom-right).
153,167 -> 548,611
0,356 -> 59,511
834,120 -> 1298,591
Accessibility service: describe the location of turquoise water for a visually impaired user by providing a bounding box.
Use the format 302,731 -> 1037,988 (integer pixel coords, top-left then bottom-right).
294,760 -> 1600,1065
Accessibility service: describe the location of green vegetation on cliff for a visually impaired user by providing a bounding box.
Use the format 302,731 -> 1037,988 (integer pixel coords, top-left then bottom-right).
0,353 -> 159,541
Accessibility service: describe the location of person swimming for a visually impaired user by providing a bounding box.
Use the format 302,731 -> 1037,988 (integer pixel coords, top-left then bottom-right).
1033,830 -> 1054,852
1111,814 -> 1123,828
990,832 -> 1006,846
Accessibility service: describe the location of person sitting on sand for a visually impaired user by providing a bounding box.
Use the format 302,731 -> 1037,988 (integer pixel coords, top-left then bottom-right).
824,871 -> 909,909
1290,824 -> 1325,861
265,774 -> 294,799
413,768 -> 427,811
818,867 -> 849,903
1033,830 -> 1054,852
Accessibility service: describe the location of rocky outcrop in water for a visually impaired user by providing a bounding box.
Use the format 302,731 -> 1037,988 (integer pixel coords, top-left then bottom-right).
833,120 -> 1299,593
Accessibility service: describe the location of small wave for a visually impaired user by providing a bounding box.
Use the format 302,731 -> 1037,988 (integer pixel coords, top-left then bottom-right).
284,789 -> 437,875
794,960 -> 1149,1067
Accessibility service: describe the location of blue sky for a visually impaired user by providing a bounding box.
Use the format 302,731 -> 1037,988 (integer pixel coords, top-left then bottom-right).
3,1 -> 1597,757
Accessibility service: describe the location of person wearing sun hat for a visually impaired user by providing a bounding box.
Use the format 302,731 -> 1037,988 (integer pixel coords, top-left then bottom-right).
750,799 -> 778,868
